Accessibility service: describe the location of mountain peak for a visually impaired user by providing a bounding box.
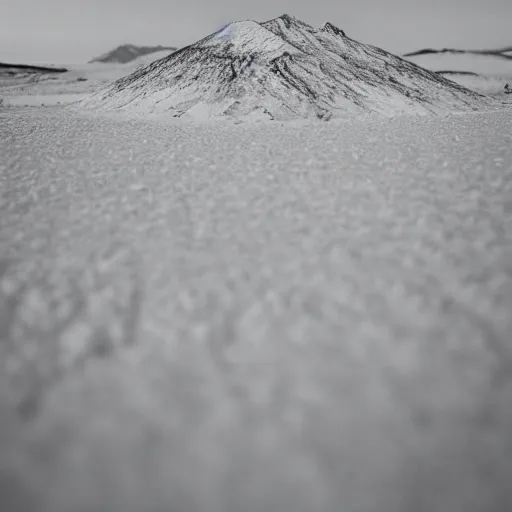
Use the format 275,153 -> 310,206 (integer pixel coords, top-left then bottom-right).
321,22 -> 346,37
268,13 -> 308,28
200,20 -> 295,58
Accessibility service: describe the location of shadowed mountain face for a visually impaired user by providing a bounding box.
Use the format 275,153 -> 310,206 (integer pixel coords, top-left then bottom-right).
81,14 -> 498,120
89,44 -> 177,64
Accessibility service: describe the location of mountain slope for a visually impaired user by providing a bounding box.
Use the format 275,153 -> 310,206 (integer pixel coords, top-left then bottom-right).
403,46 -> 512,99
81,15 -> 498,120
90,44 -> 177,64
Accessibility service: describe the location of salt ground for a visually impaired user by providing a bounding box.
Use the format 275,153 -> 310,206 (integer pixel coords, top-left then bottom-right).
1,105 -> 512,511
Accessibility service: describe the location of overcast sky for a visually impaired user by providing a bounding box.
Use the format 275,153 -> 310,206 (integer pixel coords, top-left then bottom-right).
1,0 -> 511,64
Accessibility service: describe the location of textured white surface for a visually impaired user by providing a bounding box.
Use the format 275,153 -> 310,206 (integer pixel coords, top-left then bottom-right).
1,106 -> 512,511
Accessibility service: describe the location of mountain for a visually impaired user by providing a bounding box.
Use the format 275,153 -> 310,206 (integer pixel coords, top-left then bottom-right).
89,44 -> 177,64
81,15 -> 498,120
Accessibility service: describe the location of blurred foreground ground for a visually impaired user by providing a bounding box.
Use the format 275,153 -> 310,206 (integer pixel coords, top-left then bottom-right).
1,106 -> 512,511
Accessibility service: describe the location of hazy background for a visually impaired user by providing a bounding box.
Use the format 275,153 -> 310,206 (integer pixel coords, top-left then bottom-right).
1,0 -> 511,64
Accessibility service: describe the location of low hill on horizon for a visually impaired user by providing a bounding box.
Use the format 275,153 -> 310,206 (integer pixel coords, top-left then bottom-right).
403,45 -> 512,99
89,44 -> 177,64
404,46 -> 512,59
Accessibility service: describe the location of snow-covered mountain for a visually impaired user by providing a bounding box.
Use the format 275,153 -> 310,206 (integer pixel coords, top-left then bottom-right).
81,14 -> 498,120
89,44 -> 177,64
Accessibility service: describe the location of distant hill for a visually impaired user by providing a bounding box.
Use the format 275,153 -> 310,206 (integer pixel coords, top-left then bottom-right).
89,44 -> 177,64
404,47 -> 512,60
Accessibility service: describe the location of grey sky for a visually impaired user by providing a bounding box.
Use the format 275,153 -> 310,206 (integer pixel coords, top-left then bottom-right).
1,0 -> 511,64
